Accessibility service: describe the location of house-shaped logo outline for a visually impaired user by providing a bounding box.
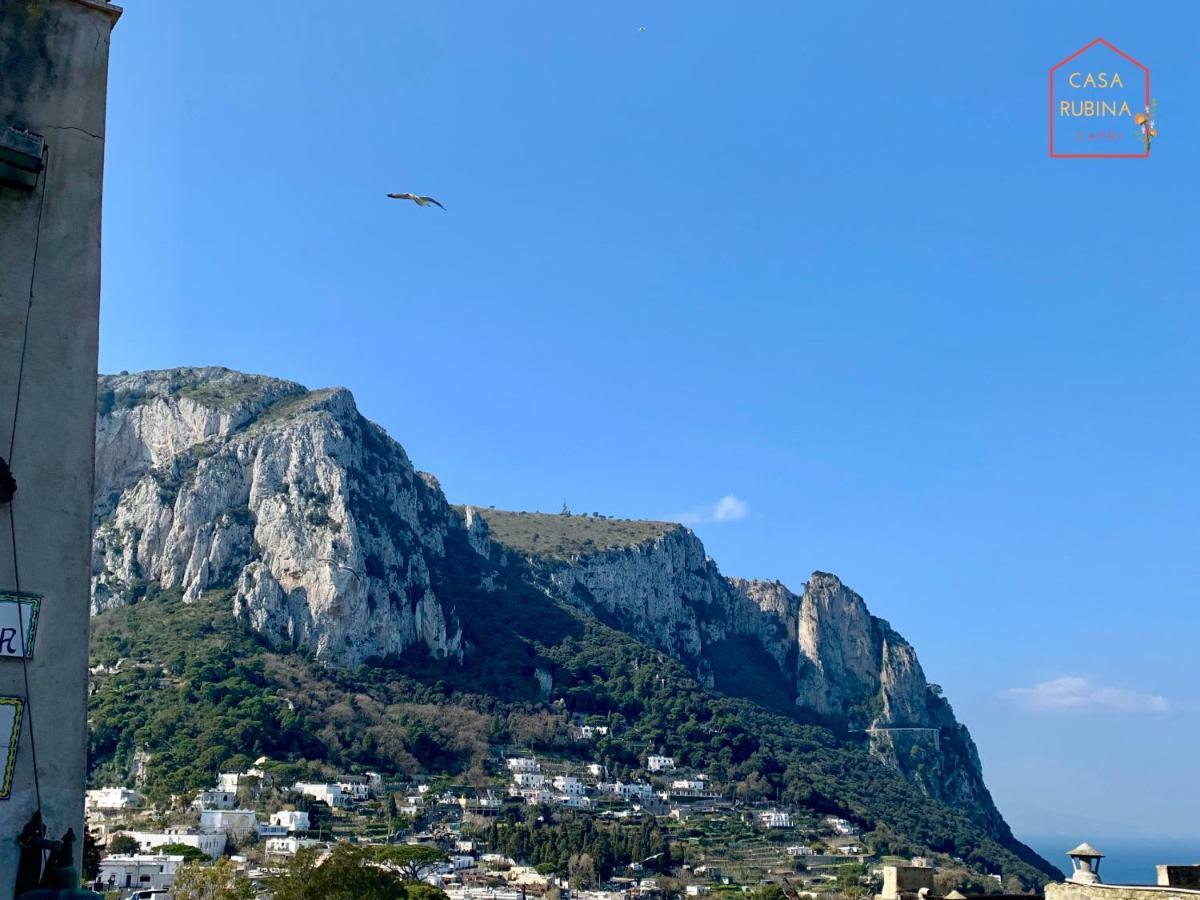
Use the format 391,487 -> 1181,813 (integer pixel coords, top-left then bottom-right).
1049,38 -> 1149,159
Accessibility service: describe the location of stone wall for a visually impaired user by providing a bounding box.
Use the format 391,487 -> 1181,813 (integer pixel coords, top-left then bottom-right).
1047,881 -> 1200,900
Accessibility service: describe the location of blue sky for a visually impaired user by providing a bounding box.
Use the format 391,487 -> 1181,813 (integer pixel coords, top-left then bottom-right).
100,2 -> 1199,843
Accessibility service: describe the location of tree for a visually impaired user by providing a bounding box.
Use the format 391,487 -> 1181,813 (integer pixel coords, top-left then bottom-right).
108,833 -> 139,855
935,867 -> 991,896
835,863 -> 871,900
405,885 -> 451,900
83,828 -> 103,881
373,843 -> 446,881
155,842 -> 208,863
270,844 -> 449,900
172,859 -> 253,900
569,852 -> 596,889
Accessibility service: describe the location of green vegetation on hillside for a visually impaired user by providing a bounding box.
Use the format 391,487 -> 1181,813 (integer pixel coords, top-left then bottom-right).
88,570 -> 1055,887
467,507 -> 678,559
478,814 -> 675,884
89,588 -> 324,799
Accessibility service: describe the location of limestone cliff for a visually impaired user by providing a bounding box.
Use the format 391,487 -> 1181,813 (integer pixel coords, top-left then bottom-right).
91,367 -> 999,829
469,509 -> 1003,827
92,368 -> 462,665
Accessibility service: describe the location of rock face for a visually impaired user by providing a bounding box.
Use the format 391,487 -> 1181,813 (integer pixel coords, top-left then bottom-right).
468,510 -> 1003,828
91,367 -> 999,828
92,368 -> 462,666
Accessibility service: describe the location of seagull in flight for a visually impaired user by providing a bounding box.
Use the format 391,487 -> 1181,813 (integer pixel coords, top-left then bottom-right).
387,192 -> 445,209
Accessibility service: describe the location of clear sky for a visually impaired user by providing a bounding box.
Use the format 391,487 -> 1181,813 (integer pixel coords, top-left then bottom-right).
99,1 -> 1199,845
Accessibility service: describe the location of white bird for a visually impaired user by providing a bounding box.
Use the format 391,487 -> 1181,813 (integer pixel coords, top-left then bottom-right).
387,192 -> 445,209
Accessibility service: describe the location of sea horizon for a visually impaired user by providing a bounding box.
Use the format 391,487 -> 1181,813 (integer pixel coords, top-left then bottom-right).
1026,836 -> 1200,886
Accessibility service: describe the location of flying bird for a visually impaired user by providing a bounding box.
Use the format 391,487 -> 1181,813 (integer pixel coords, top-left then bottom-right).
387,192 -> 445,209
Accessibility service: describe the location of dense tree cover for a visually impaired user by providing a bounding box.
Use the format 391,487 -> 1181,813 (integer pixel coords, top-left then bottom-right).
269,844 -> 449,900
88,555 -> 1056,888
108,834 -> 139,855
479,812 -> 674,882
155,842 -> 209,863
89,589 -> 325,801
539,626 -> 1055,888
172,859 -> 254,900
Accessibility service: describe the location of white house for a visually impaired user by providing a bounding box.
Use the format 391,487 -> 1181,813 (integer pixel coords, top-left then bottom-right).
513,772 -> 545,788
257,823 -> 289,838
295,781 -> 350,809
199,808 -> 258,839
837,843 -> 864,855
686,886 -> 711,896
216,767 -> 270,794
647,756 -> 675,772
97,854 -> 184,893
553,776 -> 584,796
575,725 -> 610,740
521,788 -> 555,806
787,846 -> 815,857
271,810 -> 311,832
120,830 -> 226,860
193,789 -> 237,810
670,779 -> 707,795
758,810 -> 793,829
615,782 -> 654,801
459,794 -> 503,815
336,775 -> 373,801
266,836 -> 324,856
506,757 -> 541,774
586,763 -> 604,778
85,787 -> 145,812
825,816 -> 858,835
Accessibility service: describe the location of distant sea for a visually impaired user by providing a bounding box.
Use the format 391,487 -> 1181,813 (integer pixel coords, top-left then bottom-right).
1027,837 -> 1200,886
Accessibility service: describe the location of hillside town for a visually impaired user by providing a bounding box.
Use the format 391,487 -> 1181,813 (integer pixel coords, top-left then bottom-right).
87,752 -> 1200,900
86,746 -> 894,897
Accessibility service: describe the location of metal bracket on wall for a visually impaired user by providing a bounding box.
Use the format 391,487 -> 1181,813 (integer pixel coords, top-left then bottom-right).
0,125 -> 46,191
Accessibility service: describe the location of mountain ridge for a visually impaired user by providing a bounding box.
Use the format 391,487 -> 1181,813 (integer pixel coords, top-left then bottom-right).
87,366 -> 1057,884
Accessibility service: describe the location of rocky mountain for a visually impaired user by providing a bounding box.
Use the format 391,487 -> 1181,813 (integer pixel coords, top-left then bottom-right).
94,368 -> 462,665
466,510 -> 1004,833
89,366 -> 1052,881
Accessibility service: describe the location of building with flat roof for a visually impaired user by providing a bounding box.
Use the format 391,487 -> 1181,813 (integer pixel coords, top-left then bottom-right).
97,854 -> 184,894
119,829 -> 227,860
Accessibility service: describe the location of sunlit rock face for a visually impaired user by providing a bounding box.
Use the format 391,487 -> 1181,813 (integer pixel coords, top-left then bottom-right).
92,368 -> 462,666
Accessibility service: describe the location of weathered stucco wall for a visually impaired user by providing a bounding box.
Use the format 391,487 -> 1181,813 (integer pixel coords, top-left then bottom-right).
0,0 -> 120,883
1047,881 -> 1200,900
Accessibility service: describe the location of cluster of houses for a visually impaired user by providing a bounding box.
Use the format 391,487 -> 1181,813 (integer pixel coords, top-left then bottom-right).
87,749 -> 880,895
502,754 -> 723,812
86,763 -> 392,891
